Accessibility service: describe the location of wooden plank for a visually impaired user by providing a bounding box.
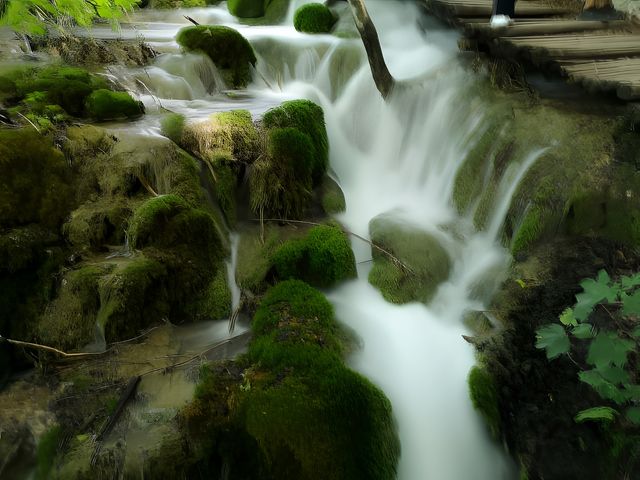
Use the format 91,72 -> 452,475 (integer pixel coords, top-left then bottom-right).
424,0 -> 572,18
558,58 -> 640,99
464,19 -> 629,37
507,33 -> 640,59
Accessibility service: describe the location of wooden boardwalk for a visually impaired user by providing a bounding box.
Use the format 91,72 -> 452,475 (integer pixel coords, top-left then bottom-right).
422,0 -> 640,100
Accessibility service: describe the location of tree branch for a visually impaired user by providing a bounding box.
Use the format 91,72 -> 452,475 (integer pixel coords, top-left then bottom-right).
346,0 -> 395,99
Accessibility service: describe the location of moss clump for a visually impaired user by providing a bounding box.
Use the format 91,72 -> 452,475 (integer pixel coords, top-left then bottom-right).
149,0 -> 208,7
189,267 -> 232,320
321,175 -> 346,214
368,216 -> 451,304
272,224 -> 356,288
96,255 -> 167,340
64,197 -> 132,250
293,3 -> 336,34
176,26 -> 256,88
38,263 -> 115,350
0,225 -> 58,273
468,366 -> 501,439
0,129 -> 74,229
235,226 -> 285,294
227,0 -> 266,18
160,112 -> 186,145
85,89 -> 144,121
183,280 -> 400,480
262,99 -> 328,183
36,425 -> 62,480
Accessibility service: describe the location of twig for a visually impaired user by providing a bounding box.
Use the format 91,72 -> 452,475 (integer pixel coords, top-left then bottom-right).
1,336 -> 108,358
254,218 -> 415,274
108,326 -> 161,346
96,376 -> 140,442
184,15 -> 199,25
138,174 -> 158,197
16,112 -> 41,133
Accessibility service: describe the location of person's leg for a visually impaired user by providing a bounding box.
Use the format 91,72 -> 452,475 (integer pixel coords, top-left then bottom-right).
493,0 -> 515,17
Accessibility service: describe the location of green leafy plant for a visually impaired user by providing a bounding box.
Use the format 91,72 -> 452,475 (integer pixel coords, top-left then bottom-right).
535,269 -> 640,424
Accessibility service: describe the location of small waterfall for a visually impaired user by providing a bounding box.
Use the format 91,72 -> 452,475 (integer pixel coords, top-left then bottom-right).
225,233 -> 242,332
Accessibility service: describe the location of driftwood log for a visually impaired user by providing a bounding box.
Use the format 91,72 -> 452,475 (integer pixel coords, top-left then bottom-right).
346,0 -> 395,99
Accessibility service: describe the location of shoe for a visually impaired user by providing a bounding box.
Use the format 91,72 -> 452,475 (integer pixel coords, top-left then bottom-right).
490,14 -> 513,28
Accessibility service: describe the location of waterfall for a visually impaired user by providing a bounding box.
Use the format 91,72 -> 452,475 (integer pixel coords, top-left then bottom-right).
91,1 -> 548,477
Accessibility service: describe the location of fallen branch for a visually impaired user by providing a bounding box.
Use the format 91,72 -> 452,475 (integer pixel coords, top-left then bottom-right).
347,0 -> 395,99
96,376 -> 141,442
254,218 -> 415,274
0,335 -> 108,358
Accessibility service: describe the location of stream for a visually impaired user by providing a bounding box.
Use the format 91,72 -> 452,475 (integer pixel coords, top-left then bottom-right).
86,0 -> 541,478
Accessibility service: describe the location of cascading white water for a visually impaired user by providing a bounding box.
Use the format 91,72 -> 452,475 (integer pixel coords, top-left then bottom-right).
92,1 -> 549,477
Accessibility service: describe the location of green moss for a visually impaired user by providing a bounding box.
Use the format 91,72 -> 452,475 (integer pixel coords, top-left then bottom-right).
262,99 -> 328,183
250,127 -> 314,219
36,425 -> 62,480
176,26 -> 256,88
64,197 -> 133,250
235,226 -> 283,294
128,194 -> 188,248
511,204 -> 548,255
12,65 -> 108,117
149,0 -> 207,7
272,224 -> 356,288
227,0 -> 266,18
38,263 -> 115,350
213,161 -> 238,226
468,366 -> 501,439
85,89 -> 144,121
0,129 -> 74,229
368,216 -> 451,304
97,255 -> 167,340
190,267 -> 232,320
293,3 -> 336,34
160,112 -> 186,144
0,225 -> 58,273
321,175 -> 346,214
215,110 -> 259,163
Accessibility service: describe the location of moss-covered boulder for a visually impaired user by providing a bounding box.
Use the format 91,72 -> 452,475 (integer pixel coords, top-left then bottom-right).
272,224 -> 356,287
0,129 -> 74,229
368,215 -> 451,304
85,89 -> 144,121
182,280 -> 400,480
227,0 -> 265,18
176,26 -> 256,88
320,175 -> 346,214
262,99 -> 328,183
468,365 -> 500,439
149,0 -> 208,7
293,3 -> 336,34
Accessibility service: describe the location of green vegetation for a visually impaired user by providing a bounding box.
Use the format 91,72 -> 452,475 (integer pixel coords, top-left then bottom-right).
227,0 -> 266,18
468,366 -> 501,438
321,175 -> 346,214
0,129 -> 74,229
160,112 -> 186,145
149,0 -> 210,8
262,99 -> 328,183
535,269 -> 640,425
272,224 -> 356,288
85,89 -> 144,121
176,26 -> 256,88
36,426 -> 62,480
183,280 -> 400,479
0,0 -> 138,34
368,216 -> 451,304
293,3 -> 336,34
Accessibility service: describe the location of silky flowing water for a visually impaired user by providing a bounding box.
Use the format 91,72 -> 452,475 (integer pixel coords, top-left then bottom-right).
86,1 -> 543,477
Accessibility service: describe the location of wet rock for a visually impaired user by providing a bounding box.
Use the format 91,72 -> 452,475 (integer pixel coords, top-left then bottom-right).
368,215 -> 452,304
41,37 -> 156,67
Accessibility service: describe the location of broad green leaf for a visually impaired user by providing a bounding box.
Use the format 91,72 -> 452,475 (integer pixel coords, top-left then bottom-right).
559,308 -> 578,327
535,324 -> 570,360
571,323 -> 596,339
621,273 -> 640,290
622,383 -> 640,401
586,331 -> 635,369
574,270 -> 619,322
633,326 -> 640,338
573,293 -> 598,322
574,406 -> 618,424
627,407 -> 640,425
596,365 -> 631,385
579,370 -> 627,404
622,291 -> 640,317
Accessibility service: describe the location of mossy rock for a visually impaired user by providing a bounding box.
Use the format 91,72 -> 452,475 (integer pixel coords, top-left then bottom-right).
468,365 -> 500,439
0,225 -> 58,273
149,0 -> 208,7
227,0 -> 266,18
64,125 -> 117,160
85,89 -> 144,121
272,224 -> 356,288
38,263 -> 115,350
64,197 -> 133,250
189,267 -> 232,320
0,129 -> 74,229
320,174 -> 346,214
293,3 -> 336,34
160,112 -> 186,145
368,215 -> 451,304
262,99 -> 328,184
250,127 -> 315,219
176,26 -> 256,88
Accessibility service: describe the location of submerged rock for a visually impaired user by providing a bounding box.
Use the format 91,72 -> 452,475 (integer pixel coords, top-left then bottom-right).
368,215 -> 451,304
